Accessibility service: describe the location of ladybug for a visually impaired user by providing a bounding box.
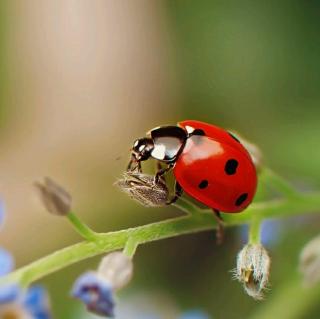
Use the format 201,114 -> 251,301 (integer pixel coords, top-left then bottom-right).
127,120 -> 257,215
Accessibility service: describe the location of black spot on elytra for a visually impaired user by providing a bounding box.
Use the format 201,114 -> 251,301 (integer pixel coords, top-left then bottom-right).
225,159 -> 238,175
235,193 -> 248,206
198,180 -> 209,189
192,129 -> 205,136
228,132 -> 240,143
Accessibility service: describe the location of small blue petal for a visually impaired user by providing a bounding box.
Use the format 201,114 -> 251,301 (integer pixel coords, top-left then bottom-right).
24,285 -> 51,319
179,310 -> 211,319
0,248 -> 14,276
72,271 -> 115,317
0,283 -> 20,304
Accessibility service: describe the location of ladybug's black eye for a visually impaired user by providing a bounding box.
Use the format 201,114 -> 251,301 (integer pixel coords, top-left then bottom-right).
235,193 -> 248,206
198,179 -> 209,189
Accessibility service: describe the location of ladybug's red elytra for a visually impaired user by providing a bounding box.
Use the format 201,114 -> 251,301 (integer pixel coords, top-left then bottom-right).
127,120 -> 258,214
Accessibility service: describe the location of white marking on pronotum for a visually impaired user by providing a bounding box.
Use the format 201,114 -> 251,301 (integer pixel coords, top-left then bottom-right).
185,125 -> 195,134
151,144 -> 166,160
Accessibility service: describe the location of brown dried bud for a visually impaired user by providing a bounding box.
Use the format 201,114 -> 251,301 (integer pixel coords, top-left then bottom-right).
299,234 -> 320,287
98,252 -> 134,291
235,244 -> 271,300
34,177 -> 72,216
116,171 -> 169,207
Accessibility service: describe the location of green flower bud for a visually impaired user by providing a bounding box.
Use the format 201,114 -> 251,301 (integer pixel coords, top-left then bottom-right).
98,252 -> 133,291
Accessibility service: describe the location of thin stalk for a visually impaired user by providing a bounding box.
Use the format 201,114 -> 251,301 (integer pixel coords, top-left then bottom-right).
67,212 -> 98,241
173,197 -> 199,215
248,216 -> 262,245
3,192 -> 320,287
123,236 -> 139,258
261,168 -> 300,199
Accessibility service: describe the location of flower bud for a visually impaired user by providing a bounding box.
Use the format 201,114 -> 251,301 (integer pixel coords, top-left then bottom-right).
235,244 -> 271,300
299,234 -> 320,286
98,252 -> 133,291
34,177 -> 72,216
116,171 -> 169,207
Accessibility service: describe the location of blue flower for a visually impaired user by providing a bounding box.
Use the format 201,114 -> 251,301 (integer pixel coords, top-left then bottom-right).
24,285 -> 52,319
0,283 -> 20,304
0,248 -> 14,277
0,254 -> 52,318
0,208 -> 52,318
72,271 -> 115,317
0,285 -> 52,318
179,310 -> 211,319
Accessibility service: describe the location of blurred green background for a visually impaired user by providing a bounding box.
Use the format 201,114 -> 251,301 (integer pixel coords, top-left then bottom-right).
0,1 -> 319,318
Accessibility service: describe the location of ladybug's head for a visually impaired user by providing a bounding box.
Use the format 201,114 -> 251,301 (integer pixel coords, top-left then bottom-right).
131,137 -> 154,162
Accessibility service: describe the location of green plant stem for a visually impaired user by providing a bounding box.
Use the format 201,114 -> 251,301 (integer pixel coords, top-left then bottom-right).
123,236 -> 139,258
3,191 -> 320,287
67,212 -> 98,241
261,168 -> 300,199
173,197 -> 199,215
248,216 -> 262,245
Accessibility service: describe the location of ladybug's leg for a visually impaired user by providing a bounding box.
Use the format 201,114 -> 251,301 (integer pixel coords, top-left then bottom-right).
154,162 -> 165,184
213,209 -> 225,245
166,182 -> 183,205
127,156 -> 142,173
154,163 -> 174,184
155,161 -> 164,178
127,159 -> 134,171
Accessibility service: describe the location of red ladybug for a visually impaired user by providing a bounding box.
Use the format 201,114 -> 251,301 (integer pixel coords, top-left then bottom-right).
127,120 -> 257,214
